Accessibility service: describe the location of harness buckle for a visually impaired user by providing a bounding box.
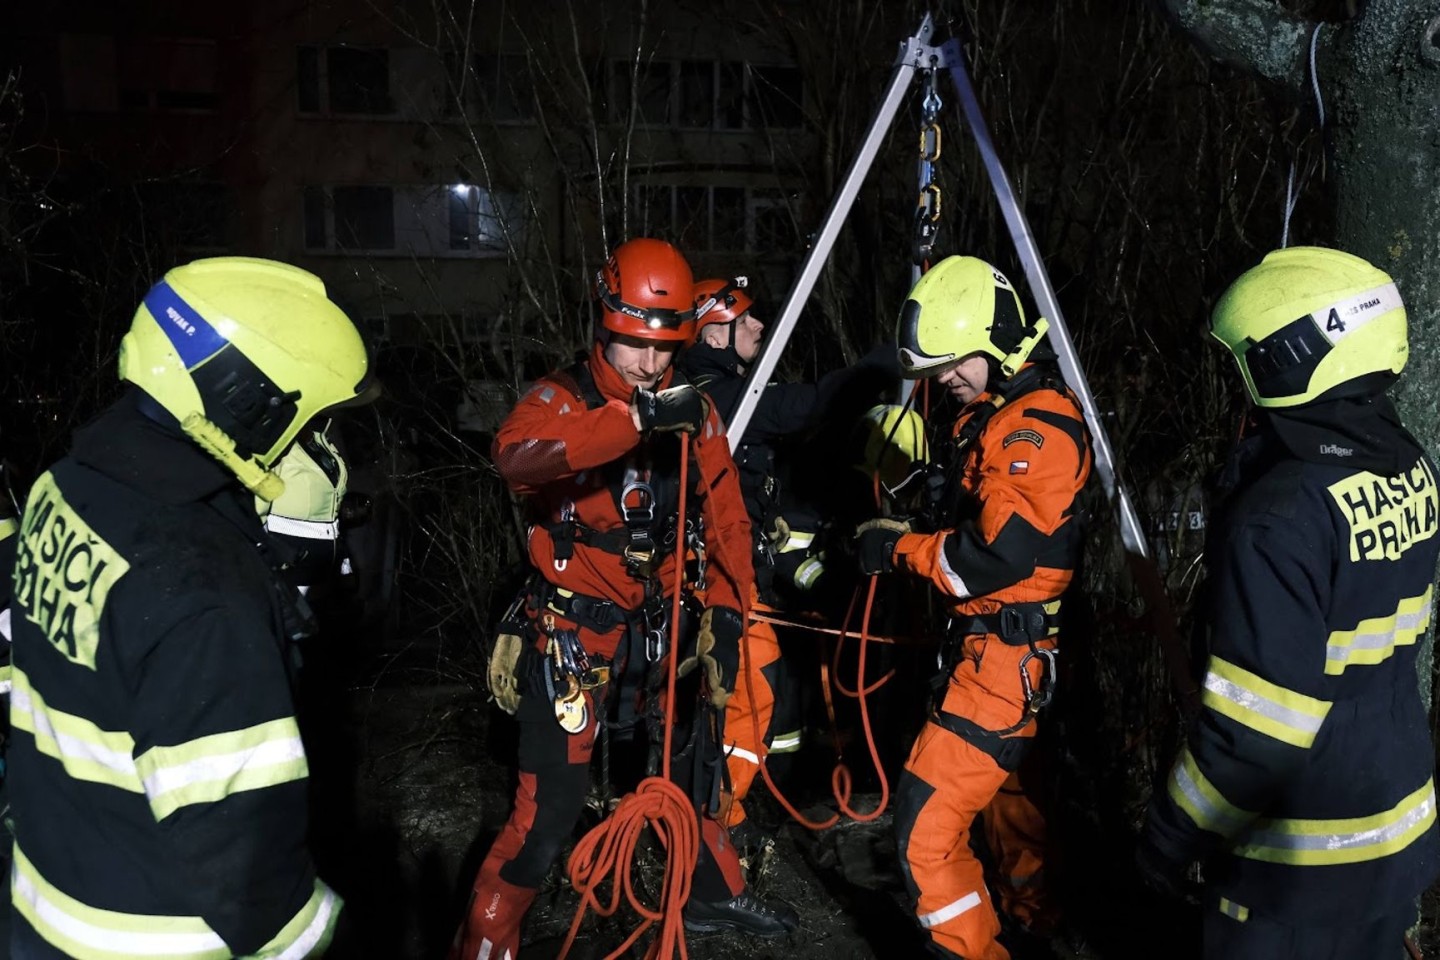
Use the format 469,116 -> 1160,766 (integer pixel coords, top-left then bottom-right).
554,500 -> 576,572
620,480 -> 656,525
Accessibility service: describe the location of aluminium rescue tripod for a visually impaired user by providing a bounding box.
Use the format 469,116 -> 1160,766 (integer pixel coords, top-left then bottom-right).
726,12 -> 1199,716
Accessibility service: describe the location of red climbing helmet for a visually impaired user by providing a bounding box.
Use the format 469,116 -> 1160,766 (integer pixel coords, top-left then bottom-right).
595,238 -> 697,342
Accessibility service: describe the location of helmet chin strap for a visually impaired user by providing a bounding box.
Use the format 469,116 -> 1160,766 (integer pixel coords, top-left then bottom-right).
182,413 -> 286,502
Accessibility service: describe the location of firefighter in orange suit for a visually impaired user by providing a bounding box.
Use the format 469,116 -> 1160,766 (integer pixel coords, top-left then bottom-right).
449,238 -> 797,960
855,256 -> 1092,959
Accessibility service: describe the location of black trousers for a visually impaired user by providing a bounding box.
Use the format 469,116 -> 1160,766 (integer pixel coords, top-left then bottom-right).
1203,898 -> 1415,960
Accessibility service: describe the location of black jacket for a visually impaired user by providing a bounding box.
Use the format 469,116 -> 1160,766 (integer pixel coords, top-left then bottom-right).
679,341 -> 896,603
7,391 -> 339,957
1142,415 -> 1440,923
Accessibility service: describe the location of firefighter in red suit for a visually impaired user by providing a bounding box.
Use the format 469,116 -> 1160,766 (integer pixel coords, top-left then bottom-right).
856,257 -> 1092,960
449,238 -> 798,960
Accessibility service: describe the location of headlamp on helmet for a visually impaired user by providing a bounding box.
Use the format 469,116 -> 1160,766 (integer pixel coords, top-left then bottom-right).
691,276 -> 755,341
596,238 -> 696,342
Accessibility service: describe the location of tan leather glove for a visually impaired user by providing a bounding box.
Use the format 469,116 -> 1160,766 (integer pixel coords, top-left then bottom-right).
488,632 -> 542,715
855,517 -> 911,575
678,606 -> 743,709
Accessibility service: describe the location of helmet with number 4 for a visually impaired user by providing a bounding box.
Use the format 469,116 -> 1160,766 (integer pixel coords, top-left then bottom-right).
1210,247 -> 1406,408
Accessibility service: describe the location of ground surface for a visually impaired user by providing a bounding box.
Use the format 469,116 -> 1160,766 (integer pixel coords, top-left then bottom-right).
310,675 -> 1440,960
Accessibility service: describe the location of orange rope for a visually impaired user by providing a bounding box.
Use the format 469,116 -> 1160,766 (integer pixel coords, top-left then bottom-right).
736,469 -> 899,832
748,610 -> 933,647
558,434 -> 697,960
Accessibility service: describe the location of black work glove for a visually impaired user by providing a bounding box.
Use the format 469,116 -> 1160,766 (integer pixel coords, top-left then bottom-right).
678,605 -> 743,708
633,384 -> 711,435
1134,835 -> 1197,904
854,518 -> 910,575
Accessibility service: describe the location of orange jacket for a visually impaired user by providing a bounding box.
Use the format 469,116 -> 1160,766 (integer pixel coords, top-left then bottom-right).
895,377 -> 1092,618
492,343 -> 754,630
895,373 -> 1091,730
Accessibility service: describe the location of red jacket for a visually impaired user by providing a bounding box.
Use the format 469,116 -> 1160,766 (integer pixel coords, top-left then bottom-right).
493,343 -> 753,655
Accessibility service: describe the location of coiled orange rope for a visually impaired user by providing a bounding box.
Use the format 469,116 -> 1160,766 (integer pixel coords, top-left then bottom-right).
557,434 -> 698,960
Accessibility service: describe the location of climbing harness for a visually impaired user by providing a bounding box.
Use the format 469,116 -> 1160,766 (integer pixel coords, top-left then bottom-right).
556,434 -> 702,960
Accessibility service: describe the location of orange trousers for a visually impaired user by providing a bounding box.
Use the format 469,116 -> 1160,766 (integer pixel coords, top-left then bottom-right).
720,588 -> 783,828
895,636 -> 1056,960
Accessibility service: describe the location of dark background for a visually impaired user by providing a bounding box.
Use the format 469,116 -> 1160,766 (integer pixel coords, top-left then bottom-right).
3,1 -> 1426,957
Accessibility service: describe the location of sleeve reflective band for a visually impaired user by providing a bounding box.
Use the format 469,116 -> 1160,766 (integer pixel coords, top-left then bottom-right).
1201,656 -> 1331,748
12,844 -> 229,959
1219,898 -> 1249,923
937,532 -> 974,599
1233,777 -> 1437,866
136,717 -> 310,821
1166,747 -> 1256,839
242,880 -> 342,960
10,667 -> 142,792
777,530 -> 814,553
1325,587 -> 1432,675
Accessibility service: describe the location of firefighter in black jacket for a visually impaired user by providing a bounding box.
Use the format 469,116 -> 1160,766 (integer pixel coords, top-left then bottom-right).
679,276 -> 898,842
1138,247 -> 1440,959
7,257 -> 376,958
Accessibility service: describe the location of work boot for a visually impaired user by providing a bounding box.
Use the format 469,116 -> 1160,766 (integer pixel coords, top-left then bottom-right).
682,889 -> 800,937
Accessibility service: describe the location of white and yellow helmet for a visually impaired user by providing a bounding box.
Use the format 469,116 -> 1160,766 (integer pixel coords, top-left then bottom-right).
119,257 -> 377,496
1210,246 -> 1406,407
897,256 -> 1049,379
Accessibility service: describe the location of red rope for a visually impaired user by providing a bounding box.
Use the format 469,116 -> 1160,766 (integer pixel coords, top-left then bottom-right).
558,434 -> 697,960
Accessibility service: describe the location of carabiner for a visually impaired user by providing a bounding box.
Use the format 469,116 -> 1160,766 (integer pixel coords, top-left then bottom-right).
1018,647 -> 1058,713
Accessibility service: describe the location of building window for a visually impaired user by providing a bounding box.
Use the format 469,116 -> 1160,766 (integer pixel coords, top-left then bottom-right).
447,184 -> 521,252
115,37 -> 218,112
631,184 -> 794,254
607,59 -> 802,130
334,186 -> 396,249
447,54 -> 534,122
362,315 -> 392,344
138,181 -> 230,250
303,184 -> 523,255
297,46 -> 394,115
748,65 -> 803,129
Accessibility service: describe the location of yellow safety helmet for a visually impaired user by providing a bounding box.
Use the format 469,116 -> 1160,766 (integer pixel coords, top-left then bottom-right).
1210,246 -> 1406,408
854,404 -> 930,486
119,257 -> 377,498
897,256 -> 1050,379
